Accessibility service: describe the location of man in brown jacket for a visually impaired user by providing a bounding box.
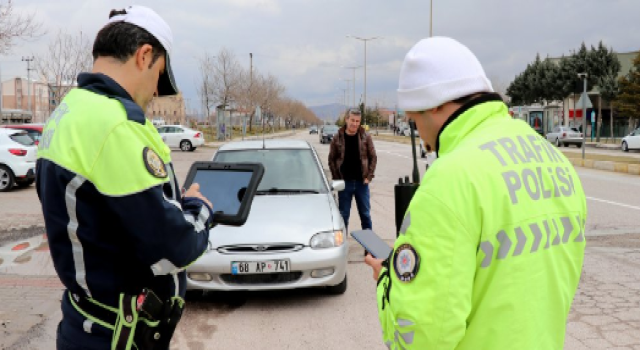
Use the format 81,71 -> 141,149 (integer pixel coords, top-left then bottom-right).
328,109 -> 377,233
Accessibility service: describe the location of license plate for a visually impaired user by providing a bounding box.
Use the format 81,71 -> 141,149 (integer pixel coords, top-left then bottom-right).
231,260 -> 290,274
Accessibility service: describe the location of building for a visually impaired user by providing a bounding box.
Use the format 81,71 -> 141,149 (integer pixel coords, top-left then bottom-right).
145,92 -> 186,125
1,77 -> 51,123
549,50 -> 639,137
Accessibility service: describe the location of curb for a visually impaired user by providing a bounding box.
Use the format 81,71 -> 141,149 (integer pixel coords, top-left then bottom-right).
568,158 -> 640,176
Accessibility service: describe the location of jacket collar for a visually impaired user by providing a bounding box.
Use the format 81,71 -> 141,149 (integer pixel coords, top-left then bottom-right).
77,72 -> 146,125
435,93 -> 508,156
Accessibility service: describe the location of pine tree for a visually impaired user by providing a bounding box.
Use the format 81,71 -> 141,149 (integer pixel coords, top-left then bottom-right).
615,52 -> 640,131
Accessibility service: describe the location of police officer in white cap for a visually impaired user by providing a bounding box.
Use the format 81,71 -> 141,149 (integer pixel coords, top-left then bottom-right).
37,6 -> 214,349
365,37 -> 586,349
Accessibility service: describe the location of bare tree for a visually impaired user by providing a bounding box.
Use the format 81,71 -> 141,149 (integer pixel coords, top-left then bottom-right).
211,47 -> 243,107
196,53 -> 215,125
0,0 -> 44,54
35,30 -> 92,112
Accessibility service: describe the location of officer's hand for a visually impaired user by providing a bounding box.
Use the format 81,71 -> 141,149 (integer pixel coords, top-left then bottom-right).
364,253 -> 384,281
184,183 -> 213,210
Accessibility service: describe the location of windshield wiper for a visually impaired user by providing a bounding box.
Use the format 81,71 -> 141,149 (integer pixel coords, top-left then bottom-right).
256,188 -> 320,195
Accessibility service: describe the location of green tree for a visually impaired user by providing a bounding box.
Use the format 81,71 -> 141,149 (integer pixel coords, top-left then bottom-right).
615,52 -> 640,132
599,72 -> 619,138
589,41 -> 621,141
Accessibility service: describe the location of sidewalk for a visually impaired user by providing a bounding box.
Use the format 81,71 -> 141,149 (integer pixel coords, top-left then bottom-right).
372,134 -> 640,176
203,130 -> 298,148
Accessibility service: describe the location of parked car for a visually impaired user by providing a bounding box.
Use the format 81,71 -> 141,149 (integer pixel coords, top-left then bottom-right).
0,128 -> 37,192
1,124 -> 45,145
156,125 -> 204,151
319,125 -> 339,144
546,126 -> 583,148
621,127 -> 640,152
309,125 -> 318,134
186,139 -> 348,294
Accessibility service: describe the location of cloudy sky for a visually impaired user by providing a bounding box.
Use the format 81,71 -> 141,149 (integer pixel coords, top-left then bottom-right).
3,0 -> 639,114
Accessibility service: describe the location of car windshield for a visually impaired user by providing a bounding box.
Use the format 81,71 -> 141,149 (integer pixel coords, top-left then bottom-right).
214,149 -> 327,194
9,132 -> 35,146
323,126 -> 339,133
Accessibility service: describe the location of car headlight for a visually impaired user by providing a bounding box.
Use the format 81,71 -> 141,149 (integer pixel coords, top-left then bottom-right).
310,230 -> 344,249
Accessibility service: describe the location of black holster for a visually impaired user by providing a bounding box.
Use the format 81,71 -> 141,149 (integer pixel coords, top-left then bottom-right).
133,298 -> 184,350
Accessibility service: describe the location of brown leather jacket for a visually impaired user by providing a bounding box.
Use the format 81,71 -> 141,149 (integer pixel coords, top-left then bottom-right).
328,126 -> 377,181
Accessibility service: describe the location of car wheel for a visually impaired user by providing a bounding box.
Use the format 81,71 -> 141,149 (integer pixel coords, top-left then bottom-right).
622,141 -> 629,152
326,274 -> 347,295
16,179 -> 35,187
576,143 -> 582,148
0,165 -> 15,192
421,149 -> 426,158
180,140 -> 193,151
564,143 -> 569,147
189,147 -> 197,152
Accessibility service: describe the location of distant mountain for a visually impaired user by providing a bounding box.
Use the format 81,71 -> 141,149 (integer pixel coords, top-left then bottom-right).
308,103 -> 346,123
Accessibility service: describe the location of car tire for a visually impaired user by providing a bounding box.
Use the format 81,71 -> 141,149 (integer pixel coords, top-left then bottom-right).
180,140 -> 193,152
326,274 -> 347,295
576,143 -> 582,148
564,143 -> 569,147
622,141 -> 629,152
16,179 -> 35,188
189,147 -> 197,152
421,149 -> 426,158
0,165 -> 15,192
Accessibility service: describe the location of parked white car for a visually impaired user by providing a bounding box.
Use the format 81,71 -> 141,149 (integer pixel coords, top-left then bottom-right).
156,125 -> 205,151
546,126 -> 584,148
0,128 -> 37,192
186,139 -> 349,294
621,127 -> 640,152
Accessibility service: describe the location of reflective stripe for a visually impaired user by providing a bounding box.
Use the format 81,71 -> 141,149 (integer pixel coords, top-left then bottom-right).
552,218 -> 561,245
151,258 -> 182,276
529,223 -> 543,253
543,220 -> 552,249
574,215 -> 585,242
173,274 -> 179,297
65,175 -> 90,296
163,193 -> 181,210
561,216 -> 574,243
83,319 -> 93,333
399,212 -> 411,235
397,318 -> 414,327
496,230 -> 512,259
479,241 -> 494,268
184,205 -> 210,233
513,227 -> 526,256
399,330 -> 415,345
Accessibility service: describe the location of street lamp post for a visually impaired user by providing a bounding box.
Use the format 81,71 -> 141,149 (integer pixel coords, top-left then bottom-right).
340,78 -> 351,108
342,65 -> 361,108
578,73 -> 588,160
346,35 -> 381,113
22,56 -> 35,120
430,0 -> 433,37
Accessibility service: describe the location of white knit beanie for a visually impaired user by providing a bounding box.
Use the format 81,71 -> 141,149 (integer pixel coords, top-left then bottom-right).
397,37 -> 494,112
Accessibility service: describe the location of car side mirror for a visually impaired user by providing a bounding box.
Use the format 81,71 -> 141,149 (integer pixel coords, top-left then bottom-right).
331,180 -> 345,192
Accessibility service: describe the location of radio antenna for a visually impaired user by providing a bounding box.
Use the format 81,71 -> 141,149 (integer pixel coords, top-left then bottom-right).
409,121 -> 420,184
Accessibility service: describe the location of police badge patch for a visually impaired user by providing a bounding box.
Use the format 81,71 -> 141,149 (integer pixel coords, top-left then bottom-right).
143,147 -> 167,178
393,244 -> 420,283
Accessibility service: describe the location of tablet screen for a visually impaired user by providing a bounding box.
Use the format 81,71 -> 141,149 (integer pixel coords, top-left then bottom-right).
192,169 -> 253,215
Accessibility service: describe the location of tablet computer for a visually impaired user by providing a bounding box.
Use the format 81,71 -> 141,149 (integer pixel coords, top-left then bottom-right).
183,162 -> 264,226
351,229 -> 393,259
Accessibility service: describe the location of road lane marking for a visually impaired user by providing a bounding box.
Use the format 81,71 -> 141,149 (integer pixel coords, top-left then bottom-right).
586,196 -> 640,211
377,149 -> 427,162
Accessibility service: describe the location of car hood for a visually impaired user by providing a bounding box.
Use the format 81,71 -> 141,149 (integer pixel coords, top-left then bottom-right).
208,193 -> 340,246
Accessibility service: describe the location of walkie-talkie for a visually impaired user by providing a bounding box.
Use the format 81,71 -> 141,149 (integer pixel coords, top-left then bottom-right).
394,121 -> 423,237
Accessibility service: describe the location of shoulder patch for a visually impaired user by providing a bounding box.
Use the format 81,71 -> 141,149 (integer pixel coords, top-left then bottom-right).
143,147 -> 167,178
393,243 -> 420,283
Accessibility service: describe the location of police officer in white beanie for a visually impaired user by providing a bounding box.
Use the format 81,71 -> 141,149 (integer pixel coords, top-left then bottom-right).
365,37 -> 586,349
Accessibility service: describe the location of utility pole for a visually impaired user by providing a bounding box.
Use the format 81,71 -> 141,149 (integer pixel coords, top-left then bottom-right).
22,56 -> 35,121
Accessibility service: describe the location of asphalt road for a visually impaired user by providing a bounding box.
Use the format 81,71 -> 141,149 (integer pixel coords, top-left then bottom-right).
0,131 -> 639,349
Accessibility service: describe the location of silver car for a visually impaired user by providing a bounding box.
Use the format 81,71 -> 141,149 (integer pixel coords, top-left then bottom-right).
186,140 -> 349,294
546,126 -> 583,148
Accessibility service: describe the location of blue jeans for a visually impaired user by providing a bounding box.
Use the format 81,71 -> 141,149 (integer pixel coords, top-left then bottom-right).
338,180 -> 372,232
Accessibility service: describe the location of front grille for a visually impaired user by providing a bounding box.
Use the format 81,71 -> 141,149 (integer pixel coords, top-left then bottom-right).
218,244 -> 303,254
221,272 -> 302,285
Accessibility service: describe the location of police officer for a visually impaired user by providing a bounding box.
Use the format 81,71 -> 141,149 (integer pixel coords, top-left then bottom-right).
36,6 -> 213,349
365,37 -> 587,349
